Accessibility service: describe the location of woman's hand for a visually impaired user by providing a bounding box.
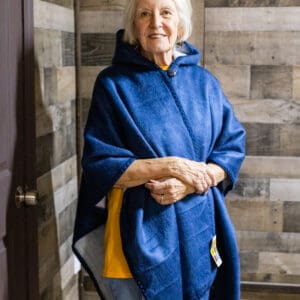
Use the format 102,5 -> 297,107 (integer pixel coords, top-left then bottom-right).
145,177 -> 195,205
168,157 -> 214,193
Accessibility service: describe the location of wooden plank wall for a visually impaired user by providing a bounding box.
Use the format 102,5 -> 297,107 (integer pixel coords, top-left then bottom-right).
34,0 -> 79,299
204,1 -> 300,299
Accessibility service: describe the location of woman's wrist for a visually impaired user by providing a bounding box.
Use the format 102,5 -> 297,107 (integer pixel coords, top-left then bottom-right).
206,163 -> 227,186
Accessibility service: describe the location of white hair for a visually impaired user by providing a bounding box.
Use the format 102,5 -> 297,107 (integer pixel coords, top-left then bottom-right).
123,0 -> 193,45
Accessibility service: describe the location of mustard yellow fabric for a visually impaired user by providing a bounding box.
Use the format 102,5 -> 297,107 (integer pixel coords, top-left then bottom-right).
160,65 -> 169,70
102,187 -> 133,278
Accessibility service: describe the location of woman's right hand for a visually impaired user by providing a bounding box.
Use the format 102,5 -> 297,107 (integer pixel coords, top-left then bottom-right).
167,157 -> 214,194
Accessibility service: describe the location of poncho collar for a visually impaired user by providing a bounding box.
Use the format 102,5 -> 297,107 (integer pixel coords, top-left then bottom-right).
112,29 -> 201,70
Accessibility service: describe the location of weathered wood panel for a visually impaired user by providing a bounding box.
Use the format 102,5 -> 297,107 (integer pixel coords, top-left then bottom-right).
232,99 -> 300,124
34,0 -> 74,32
294,66 -> 300,100
240,251 -> 259,273
80,0 -> 126,11
241,291 -> 300,300
283,202 -> 300,232
258,252 -> 300,275
41,0 -> 73,9
35,28 -> 63,67
80,66 -> 103,98
227,200 -> 283,231
206,7 -> 300,32
205,31 -> 300,65
227,177 -> 270,201
58,201 -> 77,245
80,10 -> 124,33
270,179 -> 300,202
243,123 -> 300,156
241,272 -> 300,284
250,65 -> 293,99
36,124 -> 76,177
206,0 -> 300,7
190,0 -> 205,53
81,33 -> 115,66
240,156 -> 300,178
62,32 -> 75,66
236,231 -> 300,253
205,64 -> 250,98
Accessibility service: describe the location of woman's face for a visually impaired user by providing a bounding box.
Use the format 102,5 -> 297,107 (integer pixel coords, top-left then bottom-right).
133,0 -> 180,65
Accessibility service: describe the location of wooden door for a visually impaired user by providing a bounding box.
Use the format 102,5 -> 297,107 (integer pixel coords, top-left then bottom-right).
0,0 -> 38,299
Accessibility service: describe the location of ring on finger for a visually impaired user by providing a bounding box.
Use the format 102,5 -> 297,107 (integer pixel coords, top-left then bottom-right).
160,194 -> 164,203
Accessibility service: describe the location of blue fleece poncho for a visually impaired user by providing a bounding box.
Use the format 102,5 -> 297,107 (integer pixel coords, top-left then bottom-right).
73,30 -> 246,300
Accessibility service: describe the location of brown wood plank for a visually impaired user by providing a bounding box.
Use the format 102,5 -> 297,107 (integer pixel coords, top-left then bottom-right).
227,200 -> 283,231
205,0 -> 300,7
237,231 -> 300,253
205,31 -> 300,65
250,65 -> 293,99
81,33 -> 115,66
243,123 -> 300,156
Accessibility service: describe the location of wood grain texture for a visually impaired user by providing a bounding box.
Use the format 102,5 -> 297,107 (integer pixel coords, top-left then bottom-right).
80,0 -> 126,11
81,33 -> 115,66
35,0 -> 75,32
243,123 -> 300,156
205,31 -> 300,65
227,200 -> 283,231
206,64 -> 250,98
250,65 -> 293,99
206,7 -> 300,32
270,179 -> 300,202
227,177 -> 270,201
62,32 -> 75,66
240,156 -> 300,178
283,202 -> 300,232
41,0 -> 73,9
232,99 -> 300,124
206,0 -> 300,7
293,66 -> 300,100
258,252 -> 300,275
236,231 -> 300,253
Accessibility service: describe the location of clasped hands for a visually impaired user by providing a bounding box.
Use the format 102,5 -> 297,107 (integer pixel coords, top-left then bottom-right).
145,157 -> 220,206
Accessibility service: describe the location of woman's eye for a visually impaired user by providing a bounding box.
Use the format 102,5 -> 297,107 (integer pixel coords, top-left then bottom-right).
140,11 -> 151,18
162,10 -> 172,16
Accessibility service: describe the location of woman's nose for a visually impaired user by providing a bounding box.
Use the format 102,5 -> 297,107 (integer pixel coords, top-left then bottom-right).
150,13 -> 162,28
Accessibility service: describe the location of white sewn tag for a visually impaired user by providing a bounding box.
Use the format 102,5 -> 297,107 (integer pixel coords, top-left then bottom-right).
210,235 -> 222,267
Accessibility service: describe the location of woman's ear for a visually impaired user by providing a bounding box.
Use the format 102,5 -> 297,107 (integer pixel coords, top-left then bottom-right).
177,26 -> 184,42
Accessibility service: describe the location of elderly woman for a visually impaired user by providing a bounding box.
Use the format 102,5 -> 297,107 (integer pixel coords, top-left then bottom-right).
73,0 -> 246,299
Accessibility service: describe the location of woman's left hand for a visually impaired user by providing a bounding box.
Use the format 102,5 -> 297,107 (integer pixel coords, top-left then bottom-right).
145,177 -> 195,205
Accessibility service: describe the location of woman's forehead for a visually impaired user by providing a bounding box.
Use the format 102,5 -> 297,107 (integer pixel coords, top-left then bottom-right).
135,0 -> 176,9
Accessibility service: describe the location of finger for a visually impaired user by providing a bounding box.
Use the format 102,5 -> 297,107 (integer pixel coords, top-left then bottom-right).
151,192 -> 166,205
148,181 -> 173,195
206,168 -> 217,186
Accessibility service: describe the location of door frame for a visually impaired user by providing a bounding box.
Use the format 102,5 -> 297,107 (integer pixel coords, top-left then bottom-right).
6,0 -> 38,298
22,0 -> 39,298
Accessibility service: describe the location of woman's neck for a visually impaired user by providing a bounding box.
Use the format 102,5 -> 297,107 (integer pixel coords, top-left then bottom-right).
140,48 -> 173,67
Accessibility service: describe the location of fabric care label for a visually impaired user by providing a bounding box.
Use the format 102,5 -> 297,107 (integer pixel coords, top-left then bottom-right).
210,235 -> 222,267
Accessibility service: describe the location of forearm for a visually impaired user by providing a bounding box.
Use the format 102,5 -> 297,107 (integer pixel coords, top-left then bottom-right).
114,157 -> 176,188
115,157 -> 227,191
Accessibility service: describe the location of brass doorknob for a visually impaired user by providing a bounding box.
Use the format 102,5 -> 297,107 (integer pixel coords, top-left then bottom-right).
15,186 -> 39,208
